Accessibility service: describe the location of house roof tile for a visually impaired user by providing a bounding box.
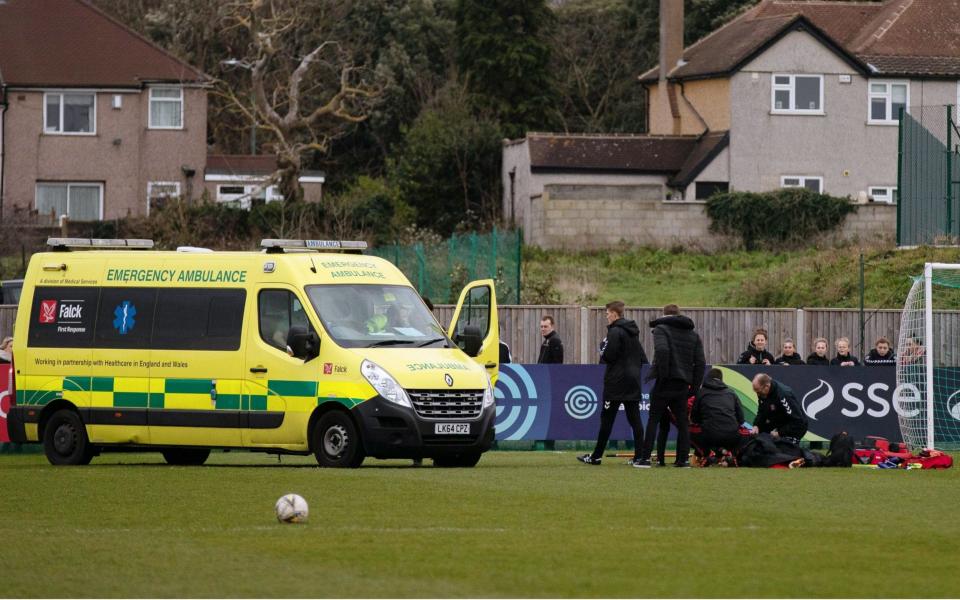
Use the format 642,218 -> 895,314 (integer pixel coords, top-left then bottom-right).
527,133 -> 699,174
640,0 -> 960,83
668,132 -> 730,188
0,0 -> 206,87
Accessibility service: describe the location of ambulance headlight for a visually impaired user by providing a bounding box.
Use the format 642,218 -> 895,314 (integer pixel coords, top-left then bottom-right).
361,360 -> 411,408
483,374 -> 495,409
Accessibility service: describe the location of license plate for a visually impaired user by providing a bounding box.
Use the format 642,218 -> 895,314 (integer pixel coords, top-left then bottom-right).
434,423 -> 470,435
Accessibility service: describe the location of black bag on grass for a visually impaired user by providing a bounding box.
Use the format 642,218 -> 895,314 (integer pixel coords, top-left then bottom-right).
822,431 -> 855,467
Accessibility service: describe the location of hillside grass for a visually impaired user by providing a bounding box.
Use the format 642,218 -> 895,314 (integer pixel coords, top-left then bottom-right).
2,450 -> 959,598
523,244 -> 960,308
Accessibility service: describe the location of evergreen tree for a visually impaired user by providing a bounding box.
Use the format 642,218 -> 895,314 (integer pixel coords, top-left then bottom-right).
455,0 -> 558,138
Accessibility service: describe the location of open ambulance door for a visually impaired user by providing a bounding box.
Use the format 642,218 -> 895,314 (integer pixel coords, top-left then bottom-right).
447,279 -> 499,384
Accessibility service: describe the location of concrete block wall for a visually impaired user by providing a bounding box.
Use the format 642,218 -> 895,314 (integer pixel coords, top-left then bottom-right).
527,184 -> 897,250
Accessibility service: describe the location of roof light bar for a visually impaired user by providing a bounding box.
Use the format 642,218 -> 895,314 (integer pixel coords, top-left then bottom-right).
47,238 -> 154,250
260,239 -> 368,251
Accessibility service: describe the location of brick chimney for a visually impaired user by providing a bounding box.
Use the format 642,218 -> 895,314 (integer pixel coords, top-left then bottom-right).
659,0 -> 684,82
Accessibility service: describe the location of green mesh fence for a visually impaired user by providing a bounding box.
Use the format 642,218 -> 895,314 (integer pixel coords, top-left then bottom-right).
898,105 -> 960,246
368,229 -> 522,304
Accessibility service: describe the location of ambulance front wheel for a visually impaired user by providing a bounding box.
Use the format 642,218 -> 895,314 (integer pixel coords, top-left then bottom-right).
313,411 -> 366,468
42,409 -> 95,466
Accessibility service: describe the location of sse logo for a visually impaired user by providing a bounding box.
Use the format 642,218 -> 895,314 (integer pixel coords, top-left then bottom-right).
39,300 -> 58,323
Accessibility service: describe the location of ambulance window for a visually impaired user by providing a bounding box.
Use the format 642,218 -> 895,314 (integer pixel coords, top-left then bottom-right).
27,286 -> 99,348
153,288 -> 245,350
258,290 -> 312,352
94,288 -> 157,349
454,285 -> 491,340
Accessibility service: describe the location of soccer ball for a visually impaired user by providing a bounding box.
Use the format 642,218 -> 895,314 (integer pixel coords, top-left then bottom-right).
275,493 -> 308,523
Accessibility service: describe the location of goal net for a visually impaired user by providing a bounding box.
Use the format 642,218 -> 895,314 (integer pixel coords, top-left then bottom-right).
897,263 -> 960,450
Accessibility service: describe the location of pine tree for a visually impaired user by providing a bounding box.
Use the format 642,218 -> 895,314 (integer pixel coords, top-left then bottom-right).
455,0 -> 559,138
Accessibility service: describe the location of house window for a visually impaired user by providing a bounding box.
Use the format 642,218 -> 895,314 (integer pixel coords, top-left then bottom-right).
868,81 -> 909,124
147,181 -> 181,214
36,183 -> 103,221
149,87 -> 183,129
868,186 -> 897,204
771,74 -> 823,114
781,176 -> 823,193
216,183 -> 282,209
695,181 -> 729,200
44,92 -> 96,134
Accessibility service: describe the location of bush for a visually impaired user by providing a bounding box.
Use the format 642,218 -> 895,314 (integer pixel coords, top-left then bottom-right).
705,188 -> 858,250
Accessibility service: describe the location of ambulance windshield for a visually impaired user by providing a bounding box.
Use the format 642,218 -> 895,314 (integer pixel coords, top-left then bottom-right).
306,284 -> 447,348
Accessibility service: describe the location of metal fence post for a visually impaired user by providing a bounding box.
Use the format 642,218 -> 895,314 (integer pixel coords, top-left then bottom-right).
948,104 -> 954,239
897,107 -> 903,246
580,306 -> 589,365
796,308 -> 806,358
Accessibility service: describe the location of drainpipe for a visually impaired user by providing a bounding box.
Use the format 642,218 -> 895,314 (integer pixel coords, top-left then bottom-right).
678,81 -> 709,135
0,83 -> 7,222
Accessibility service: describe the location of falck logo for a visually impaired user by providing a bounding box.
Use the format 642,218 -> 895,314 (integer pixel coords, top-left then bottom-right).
112,301 -> 137,335
802,379 -> 834,421
444,373 -> 454,387
39,300 -> 57,324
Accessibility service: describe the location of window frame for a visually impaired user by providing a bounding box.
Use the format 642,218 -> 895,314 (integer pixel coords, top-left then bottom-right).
43,91 -> 97,135
148,86 -> 184,130
694,181 -> 729,201
216,183 -> 283,209
146,181 -> 181,216
868,186 -> 897,204
770,74 -> 824,115
258,288 -> 315,354
780,175 -> 823,193
867,80 -> 910,125
35,182 -> 104,221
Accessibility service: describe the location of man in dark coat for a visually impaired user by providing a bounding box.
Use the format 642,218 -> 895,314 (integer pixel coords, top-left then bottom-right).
751,373 -> 808,443
865,337 -> 896,366
577,301 -> 647,465
691,368 -> 745,460
635,304 -> 705,468
537,315 -> 564,364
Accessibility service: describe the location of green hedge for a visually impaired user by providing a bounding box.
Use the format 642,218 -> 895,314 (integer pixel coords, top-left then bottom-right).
705,188 -> 858,250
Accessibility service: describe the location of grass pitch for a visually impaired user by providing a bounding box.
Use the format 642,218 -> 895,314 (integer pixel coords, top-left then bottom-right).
2,450 -> 958,598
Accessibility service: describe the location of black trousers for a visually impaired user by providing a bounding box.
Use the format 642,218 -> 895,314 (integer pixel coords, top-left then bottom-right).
590,399 -> 644,461
641,381 -> 690,463
656,410 -> 671,464
690,429 -> 742,458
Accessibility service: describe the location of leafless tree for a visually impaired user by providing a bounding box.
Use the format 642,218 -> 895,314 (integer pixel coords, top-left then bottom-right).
216,0 -> 377,202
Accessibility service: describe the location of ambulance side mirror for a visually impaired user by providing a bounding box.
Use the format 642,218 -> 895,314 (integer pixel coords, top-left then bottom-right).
287,327 -> 320,361
457,325 -> 483,357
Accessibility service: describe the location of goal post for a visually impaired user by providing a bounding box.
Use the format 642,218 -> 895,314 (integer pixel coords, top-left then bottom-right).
897,262 -> 960,450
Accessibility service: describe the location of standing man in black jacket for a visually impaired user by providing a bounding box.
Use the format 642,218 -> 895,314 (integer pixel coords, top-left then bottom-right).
577,301 -> 647,465
635,304 -> 705,468
751,373 -> 808,444
537,315 -> 564,364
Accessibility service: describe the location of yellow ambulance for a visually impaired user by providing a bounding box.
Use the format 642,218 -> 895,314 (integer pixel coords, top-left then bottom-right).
7,238 -> 499,468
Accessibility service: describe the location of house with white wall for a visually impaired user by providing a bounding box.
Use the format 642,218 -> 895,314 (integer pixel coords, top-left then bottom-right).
504,0 -> 959,249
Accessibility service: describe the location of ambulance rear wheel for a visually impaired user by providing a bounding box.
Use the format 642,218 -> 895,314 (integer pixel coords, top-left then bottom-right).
43,409 -> 95,466
313,411 -> 365,468
162,448 -> 211,466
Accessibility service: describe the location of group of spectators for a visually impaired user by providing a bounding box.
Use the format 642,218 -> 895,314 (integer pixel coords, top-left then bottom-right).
736,328 -> 899,367
529,316 -> 911,369
573,302 -> 917,468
